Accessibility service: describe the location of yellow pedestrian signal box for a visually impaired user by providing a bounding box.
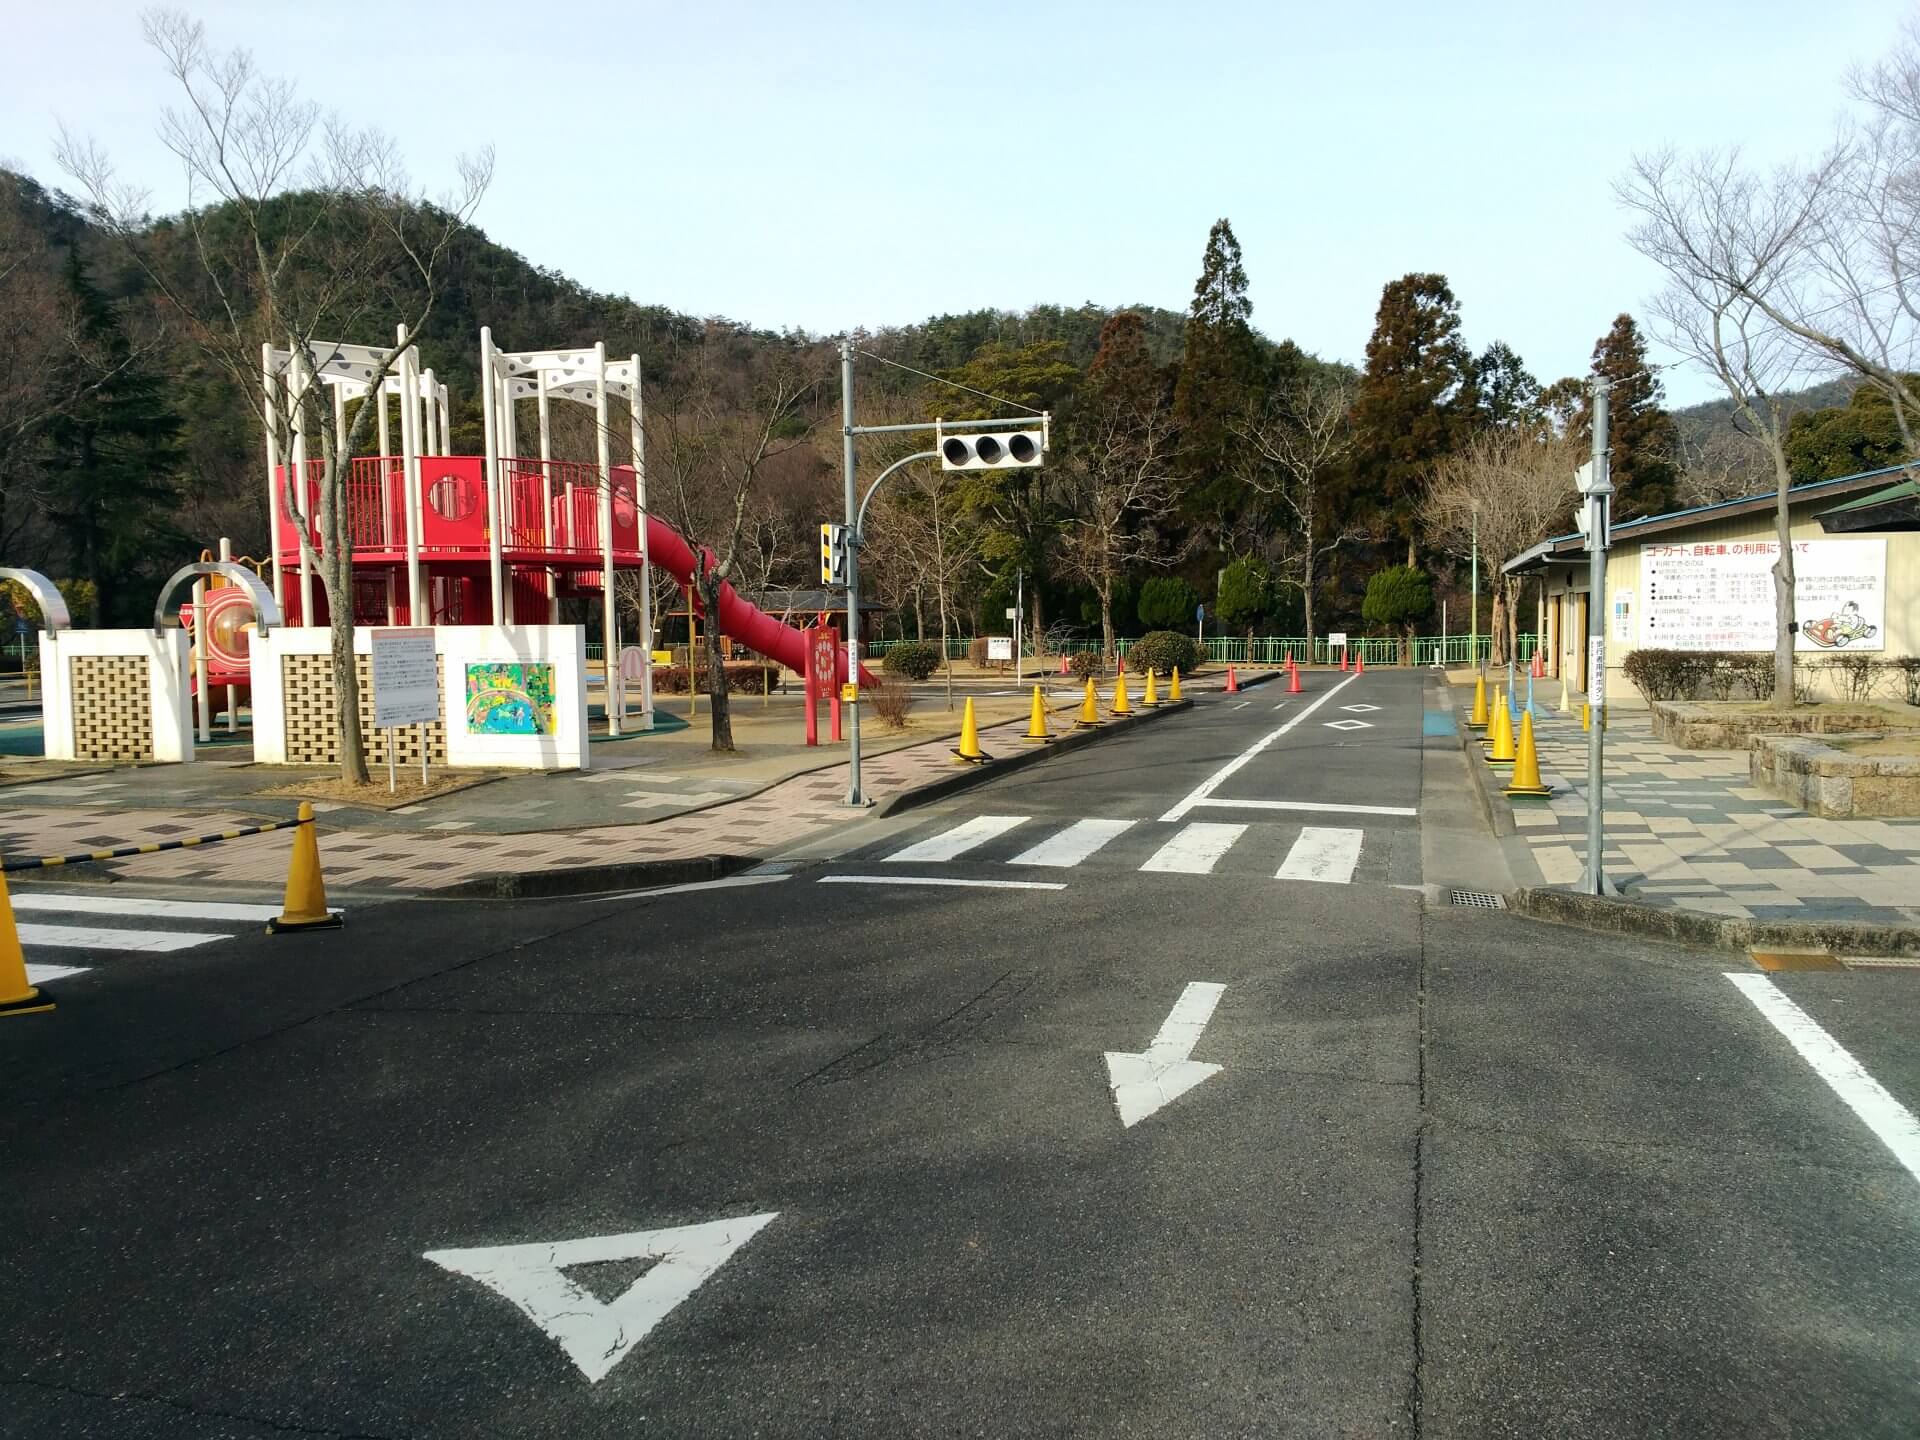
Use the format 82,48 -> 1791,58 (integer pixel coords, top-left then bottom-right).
820,522 -> 849,586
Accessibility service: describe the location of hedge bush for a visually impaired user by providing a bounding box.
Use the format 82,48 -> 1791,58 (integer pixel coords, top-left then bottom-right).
1068,650 -> 1103,681
1820,652 -> 1886,702
1891,656 -> 1920,707
882,641 -> 941,680
1623,648 -> 1710,704
967,636 -> 992,669
1127,630 -> 1200,678
651,661 -> 771,696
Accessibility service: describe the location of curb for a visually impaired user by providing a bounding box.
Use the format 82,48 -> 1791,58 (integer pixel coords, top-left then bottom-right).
1455,703 -> 1515,838
432,853 -> 752,901
872,697 -> 1197,819
1507,884 -> 1920,958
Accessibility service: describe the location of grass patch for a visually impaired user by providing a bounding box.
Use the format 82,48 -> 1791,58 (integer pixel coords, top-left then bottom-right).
255,772 -> 499,809
1829,736 -> 1920,758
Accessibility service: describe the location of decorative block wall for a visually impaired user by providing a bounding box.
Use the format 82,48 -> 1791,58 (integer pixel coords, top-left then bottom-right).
278,653 -> 449,765
66,655 -> 153,762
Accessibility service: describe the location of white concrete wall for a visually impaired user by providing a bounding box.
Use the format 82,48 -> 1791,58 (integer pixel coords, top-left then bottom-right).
40,628 -> 193,762
249,624 -> 590,770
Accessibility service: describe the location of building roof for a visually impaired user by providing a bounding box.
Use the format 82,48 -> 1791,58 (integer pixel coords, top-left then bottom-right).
1503,464 -> 1914,575
745,588 -> 888,616
1816,476 -> 1920,532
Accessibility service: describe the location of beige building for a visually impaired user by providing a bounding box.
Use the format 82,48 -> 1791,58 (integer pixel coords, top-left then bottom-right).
1505,466 -> 1919,706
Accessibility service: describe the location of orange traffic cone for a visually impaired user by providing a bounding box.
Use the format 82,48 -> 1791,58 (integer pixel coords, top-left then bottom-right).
1110,671 -> 1133,716
1076,676 -> 1101,727
1505,711 -> 1551,797
1288,664 -> 1302,694
1225,666 -> 1239,694
953,697 -> 988,763
1023,685 -> 1053,744
1058,653 -> 1070,676
268,801 -> 343,933
1486,690 -> 1517,766
1355,647 -> 1365,674
1467,675 -> 1489,730
1340,649 -> 1349,672
0,867 -> 52,1017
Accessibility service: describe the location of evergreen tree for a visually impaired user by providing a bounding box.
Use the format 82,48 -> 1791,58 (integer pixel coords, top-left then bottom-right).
38,252 -> 185,623
1474,342 -> 1542,431
1578,314 -> 1680,521
1350,274 -> 1478,564
1172,219 -> 1273,544
1785,380 -> 1914,480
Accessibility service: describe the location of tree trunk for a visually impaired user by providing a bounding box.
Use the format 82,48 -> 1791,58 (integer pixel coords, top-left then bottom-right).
1490,589 -> 1508,666
939,592 -> 954,711
698,566 -> 733,751
1302,545 -> 1315,663
318,450 -> 368,785
1770,448 -> 1796,707
1098,576 -> 1115,668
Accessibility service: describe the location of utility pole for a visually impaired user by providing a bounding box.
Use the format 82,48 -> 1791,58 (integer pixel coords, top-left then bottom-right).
1579,378 -> 1616,897
841,339 -> 862,806
1015,568 -> 1023,685
1470,500 -> 1479,671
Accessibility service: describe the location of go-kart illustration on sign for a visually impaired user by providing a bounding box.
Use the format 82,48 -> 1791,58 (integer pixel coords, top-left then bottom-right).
1640,539 -> 1885,652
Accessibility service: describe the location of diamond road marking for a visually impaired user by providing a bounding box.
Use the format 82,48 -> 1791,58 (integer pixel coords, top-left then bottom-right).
1323,719 -> 1372,731
1341,703 -> 1381,713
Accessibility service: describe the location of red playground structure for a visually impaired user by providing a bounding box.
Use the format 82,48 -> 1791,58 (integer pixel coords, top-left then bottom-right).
249,329 -> 862,734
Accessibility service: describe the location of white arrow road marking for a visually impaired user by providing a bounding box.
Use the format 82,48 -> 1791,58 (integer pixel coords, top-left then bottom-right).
424,1213 -> 779,1384
1104,981 -> 1226,1128
1726,974 -> 1920,1184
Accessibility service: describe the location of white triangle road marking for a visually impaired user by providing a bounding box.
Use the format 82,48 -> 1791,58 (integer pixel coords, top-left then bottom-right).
25,963 -> 90,984
424,1212 -> 779,1384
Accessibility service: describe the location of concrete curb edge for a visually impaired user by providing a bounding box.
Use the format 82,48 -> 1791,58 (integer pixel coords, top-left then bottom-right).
1507,884 -> 1920,956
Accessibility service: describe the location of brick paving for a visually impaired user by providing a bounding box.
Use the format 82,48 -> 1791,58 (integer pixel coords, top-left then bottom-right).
1502,701 -> 1920,926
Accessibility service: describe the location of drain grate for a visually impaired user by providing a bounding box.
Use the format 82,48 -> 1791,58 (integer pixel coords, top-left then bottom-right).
1450,889 -> 1508,910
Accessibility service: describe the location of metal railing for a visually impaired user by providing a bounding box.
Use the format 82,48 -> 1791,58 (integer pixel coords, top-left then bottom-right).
863,634 -> 1539,666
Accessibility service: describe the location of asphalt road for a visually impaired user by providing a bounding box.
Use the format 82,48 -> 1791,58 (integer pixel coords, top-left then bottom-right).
3,671 -> 1918,1437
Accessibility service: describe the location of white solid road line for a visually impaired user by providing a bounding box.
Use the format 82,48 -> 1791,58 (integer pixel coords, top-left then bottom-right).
25,962 -> 89,984
1009,818 -> 1136,868
1231,700 -> 1250,710
1159,674 -> 1361,822
821,875 -> 1067,891
17,923 -> 227,953
1726,972 -> 1920,1184
1140,822 -> 1248,874
10,894 -> 284,922
591,873 -> 791,903
1276,827 -> 1364,884
884,814 -> 1028,863
1189,797 -> 1417,818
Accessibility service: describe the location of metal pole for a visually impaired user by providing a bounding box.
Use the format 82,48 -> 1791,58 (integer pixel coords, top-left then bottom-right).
1581,378 -> 1615,897
1014,568 -> 1023,685
842,340 -> 864,806
1470,505 -> 1479,671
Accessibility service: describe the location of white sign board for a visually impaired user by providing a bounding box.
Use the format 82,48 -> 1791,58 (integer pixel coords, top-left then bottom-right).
1589,637 -> 1606,701
1641,539 -> 1885,652
370,627 -> 440,728
987,636 -> 1014,662
1327,631 -> 1349,647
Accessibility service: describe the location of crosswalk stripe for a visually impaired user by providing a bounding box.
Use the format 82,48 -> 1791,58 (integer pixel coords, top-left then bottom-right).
884,814 -> 1028,863
1008,818 -> 1135,868
1275,827 -> 1364,884
1139,822 -> 1247,875
17,923 -> 228,953
26,963 -> 89,984
11,894 -> 283,922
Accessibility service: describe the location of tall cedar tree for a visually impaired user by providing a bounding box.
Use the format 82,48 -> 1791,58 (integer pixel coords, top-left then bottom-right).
1574,315 -> 1680,521
1474,341 -> 1542,430
1173,219 -> 1269,542
39,251 -> 183,624
1350,274 -> 1478,564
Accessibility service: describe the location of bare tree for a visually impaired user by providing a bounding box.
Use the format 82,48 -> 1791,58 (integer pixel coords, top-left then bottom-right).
867,464 -> 982,710
56,9 -> 491,782
1056,362 -> 1184,662
1232,373 -> 1363,651
1422,428 -> 1583,664
646,323 -> 828,751
1676,424 -> 1771,507
1618,148 -> 1826,705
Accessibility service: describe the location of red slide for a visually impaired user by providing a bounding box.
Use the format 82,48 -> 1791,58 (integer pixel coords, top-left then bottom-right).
645,516 -> 876,685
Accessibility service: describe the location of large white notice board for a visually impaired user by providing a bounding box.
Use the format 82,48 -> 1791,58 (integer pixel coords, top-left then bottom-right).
371,627 -> 441,727
1640,539 -> 1885,652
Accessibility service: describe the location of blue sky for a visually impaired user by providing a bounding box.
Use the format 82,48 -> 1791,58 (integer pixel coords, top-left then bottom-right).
2,0 -> 1902,405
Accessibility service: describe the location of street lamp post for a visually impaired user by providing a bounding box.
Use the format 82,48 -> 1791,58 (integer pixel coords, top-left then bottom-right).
1470,500 -> 1480,671
1577,377 -> 1617,897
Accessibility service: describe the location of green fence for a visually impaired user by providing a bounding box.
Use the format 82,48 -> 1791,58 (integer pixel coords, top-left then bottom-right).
862,634 -> 1538,667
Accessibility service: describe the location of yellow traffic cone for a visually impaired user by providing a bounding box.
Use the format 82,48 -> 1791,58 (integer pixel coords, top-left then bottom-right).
952,697 -> 988,763
1076,676 -> 1101,728
1142,668 -> 1160,707
1487,690 -> 1517,765
1505,711 -> 1552,796
268,801 -> 344,933
1169,667 -> 1183,702
1023,685 -> 1053,743
1111,671 -> 1132,716
0,867 -> 52,1017
1482,686 -> 1506,750
1467,674 -> 1489,729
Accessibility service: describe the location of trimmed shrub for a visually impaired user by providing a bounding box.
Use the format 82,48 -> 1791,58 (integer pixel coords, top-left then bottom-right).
1821,652 -> 1885,702
650,661 -> 771,696
967,636 -> 991,669
1727,653 -> 1775,700
1068,650 -> 1103,681
867,676 -> 914,730
882,641 -> 940,680
1623,648 -> 1711,704
1891,656 -> 1920,707
1127,630 -> 1200,678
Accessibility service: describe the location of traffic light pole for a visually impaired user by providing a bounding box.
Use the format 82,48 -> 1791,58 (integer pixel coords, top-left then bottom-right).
1579,378 -> 1618,897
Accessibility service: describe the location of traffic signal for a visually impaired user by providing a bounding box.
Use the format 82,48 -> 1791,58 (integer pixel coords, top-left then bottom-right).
820,522 -> 849,586
940,430 -> 1044,472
